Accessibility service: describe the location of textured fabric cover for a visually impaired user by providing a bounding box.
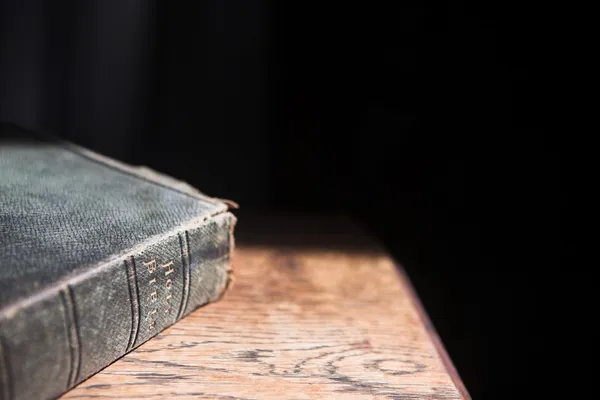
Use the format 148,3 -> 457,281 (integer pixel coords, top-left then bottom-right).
0,123 -> 234,400
0,124 -> 221,305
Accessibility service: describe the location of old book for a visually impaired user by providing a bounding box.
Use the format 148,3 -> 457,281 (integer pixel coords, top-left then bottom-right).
0,122 -> 236,400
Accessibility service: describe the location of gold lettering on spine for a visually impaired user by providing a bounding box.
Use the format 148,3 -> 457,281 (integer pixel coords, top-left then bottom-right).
162,262 -> 175,314
144,259 -> 157,273
147,309 -> 157,328
144,259 -> 159,328
143,258 -> 177,326
162,261 -> 174,276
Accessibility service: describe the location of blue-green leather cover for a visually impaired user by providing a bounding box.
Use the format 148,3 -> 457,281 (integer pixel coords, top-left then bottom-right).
0,123 -> 236,400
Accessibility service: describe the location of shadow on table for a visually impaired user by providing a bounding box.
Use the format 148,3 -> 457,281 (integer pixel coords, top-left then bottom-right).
232,210 -> 387,255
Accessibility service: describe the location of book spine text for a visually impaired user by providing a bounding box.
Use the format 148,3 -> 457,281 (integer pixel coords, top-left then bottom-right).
0,212 -> 235,400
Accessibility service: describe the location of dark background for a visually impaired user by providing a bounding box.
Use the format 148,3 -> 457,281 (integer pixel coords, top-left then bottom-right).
1,1 -> 558,398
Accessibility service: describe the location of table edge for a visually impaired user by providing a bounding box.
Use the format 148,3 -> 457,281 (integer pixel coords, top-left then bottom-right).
393,262 -> 471,400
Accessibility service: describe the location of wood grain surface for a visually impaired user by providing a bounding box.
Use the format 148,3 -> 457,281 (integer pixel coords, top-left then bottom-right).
62,215 -> 469,399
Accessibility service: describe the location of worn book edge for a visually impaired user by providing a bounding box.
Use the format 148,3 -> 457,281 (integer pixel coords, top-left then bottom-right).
0,211 -> 236,400
0,123 -> 238,400
1,121 -> 239,211
0,123 -> 237,317
0,122 -> 237,317
0,208 -> 235,319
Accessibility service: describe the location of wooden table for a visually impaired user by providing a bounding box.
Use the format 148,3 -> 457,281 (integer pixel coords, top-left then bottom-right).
62,215 -> 469,399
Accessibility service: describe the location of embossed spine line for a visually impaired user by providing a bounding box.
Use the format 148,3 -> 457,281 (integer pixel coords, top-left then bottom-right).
125,257 -> 141,352
68,285 -> 82,386
177,231 -> 192,320
0,336 -> 12,400
59,286 -> 81,389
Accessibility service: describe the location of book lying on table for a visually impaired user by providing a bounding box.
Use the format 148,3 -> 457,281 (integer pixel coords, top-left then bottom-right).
0,122 -> 236,400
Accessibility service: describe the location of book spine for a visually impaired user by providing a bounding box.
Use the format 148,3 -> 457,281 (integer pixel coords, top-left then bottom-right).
0,212 -> 235,400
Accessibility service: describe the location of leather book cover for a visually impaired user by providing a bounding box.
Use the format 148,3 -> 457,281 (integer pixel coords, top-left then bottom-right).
0,122 -> 237,400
